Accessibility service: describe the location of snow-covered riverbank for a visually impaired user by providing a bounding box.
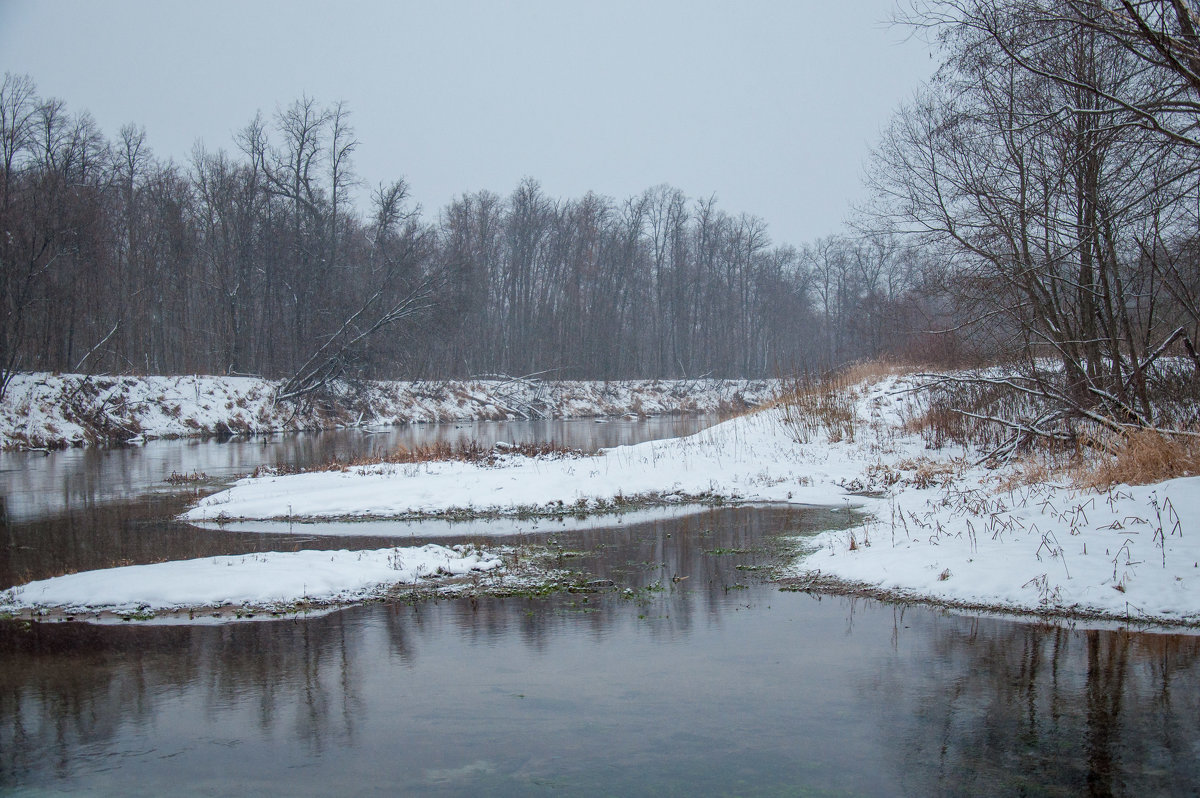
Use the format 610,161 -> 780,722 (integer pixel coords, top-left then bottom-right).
0,372 -> 775,449
5,369 -> 1197,627
179,371 -> 1200,627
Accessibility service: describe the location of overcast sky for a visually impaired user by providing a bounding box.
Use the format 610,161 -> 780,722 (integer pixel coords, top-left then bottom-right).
0,0 -> 931,246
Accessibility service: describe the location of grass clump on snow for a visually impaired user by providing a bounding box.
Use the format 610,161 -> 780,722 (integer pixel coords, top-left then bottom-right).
774,360 -> 910,445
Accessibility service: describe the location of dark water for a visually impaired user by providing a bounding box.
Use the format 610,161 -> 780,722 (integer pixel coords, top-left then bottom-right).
0,417 -> 711,588
2,425 -> 1199,796
0,416 -> 712,525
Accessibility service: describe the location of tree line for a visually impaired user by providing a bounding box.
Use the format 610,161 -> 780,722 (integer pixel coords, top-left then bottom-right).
0,76 -> 927,399
13,0 -> 1188,429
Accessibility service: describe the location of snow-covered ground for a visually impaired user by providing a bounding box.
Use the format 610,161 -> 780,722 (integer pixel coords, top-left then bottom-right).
179,372 -> 1200,628
0,372 -> 775,449
799,476 -> 1199,625
6,370 -> 1197,627
1,544 -> 501,617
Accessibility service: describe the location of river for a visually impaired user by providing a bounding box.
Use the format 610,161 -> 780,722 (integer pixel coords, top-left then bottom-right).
1,420 -> 1197,796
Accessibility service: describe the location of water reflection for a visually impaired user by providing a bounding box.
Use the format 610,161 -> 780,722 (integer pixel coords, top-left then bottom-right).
868,612 -> 1200,796
2,507 -> 1197,796
3,419 -> 1198,795
0,494 -> 400,588
0,416 -> 712,523
0,416 -> 713,589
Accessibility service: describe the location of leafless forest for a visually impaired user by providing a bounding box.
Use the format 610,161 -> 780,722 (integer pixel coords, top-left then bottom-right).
2,0 -> 1199,439
0,81 -> 923,395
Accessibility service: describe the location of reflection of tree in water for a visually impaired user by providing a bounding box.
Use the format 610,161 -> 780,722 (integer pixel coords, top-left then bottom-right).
0,622 -> 196,782
0,504 -> 841,788
197,613 -> 365,753
387,506 -> 800,653
552,506 -> 807,639
0,612 -> 368,783
867,611 -> 1200,796
0,498 -> 433,590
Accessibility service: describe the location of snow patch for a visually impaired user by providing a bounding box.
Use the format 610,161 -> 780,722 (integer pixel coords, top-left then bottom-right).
0,544 -> 501,615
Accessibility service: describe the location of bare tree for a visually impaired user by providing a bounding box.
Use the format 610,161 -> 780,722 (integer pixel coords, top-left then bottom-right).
277,178 -> 434,402
879,0 -> 1200,446
0,73 -> 38,396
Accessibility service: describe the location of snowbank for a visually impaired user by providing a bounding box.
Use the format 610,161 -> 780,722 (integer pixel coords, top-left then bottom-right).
0,544 -> 501,615
799,475 -> 1200,626
182,372 -> 1200,627
181,405 -> 862,522
0,372 -> 775,449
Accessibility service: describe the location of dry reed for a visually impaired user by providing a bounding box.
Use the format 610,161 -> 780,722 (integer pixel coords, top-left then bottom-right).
773,359 -> 909,444
1074,430 -> 1200,489
253,439 -> 583,477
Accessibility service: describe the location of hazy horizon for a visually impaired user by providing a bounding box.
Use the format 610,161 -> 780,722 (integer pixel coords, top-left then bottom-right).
0,0 -> 932,246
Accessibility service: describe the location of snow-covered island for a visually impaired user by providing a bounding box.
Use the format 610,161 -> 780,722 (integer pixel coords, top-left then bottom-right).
5,367 -> 1198,628
1,545 -> 504,621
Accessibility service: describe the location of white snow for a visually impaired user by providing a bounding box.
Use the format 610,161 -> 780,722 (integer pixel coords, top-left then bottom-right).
0,371 -> 775,449
181,372 -> 1200,627
0,544 -> 501,614
7,368 -> 1197,626
800,475 -> 1199,624
181,407 -> 853,522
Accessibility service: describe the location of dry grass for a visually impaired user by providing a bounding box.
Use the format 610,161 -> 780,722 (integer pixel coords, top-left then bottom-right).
896,457 -> 962,489
993,453 -> 1063,493
777,381 -> 856,444
913,373 -> 1200,491
838,359 -> 910,387
1074,430 -> 1200,489
989,430 -> 1200,492
165,470 -> 208,484
858,456 -> 963,491
773,359 -> 909,444
714,396 -> 761,422
254,439 -> 584,477
901,378 -> 1033,452
774,358 -> 1200,491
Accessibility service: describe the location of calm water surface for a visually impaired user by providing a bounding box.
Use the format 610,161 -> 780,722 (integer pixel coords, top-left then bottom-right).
0,417 -> 711,587
0,416 -> 714,524
1,422 -> 1198,796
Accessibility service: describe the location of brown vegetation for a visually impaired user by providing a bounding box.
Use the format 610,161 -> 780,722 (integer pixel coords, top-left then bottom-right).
252,439 -> 584,477
1074,431 -> 1200,490
774,359 -> 909,444
781,359 -> 1200,490
905,378 -> 1200,490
